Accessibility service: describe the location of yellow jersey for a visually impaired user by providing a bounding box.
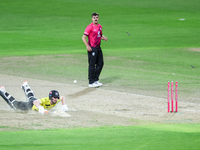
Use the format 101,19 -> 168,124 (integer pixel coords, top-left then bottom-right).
32,97 -> 61,111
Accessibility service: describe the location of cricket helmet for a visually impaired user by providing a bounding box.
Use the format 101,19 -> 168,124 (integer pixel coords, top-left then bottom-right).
49,90 -> 60,100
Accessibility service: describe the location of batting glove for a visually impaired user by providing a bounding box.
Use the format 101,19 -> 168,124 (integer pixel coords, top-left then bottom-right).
62,105 -> 68,112
38,106 -> 45,114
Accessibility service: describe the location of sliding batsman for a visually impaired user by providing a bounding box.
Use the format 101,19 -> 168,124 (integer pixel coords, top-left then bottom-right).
0,81 -> 68,114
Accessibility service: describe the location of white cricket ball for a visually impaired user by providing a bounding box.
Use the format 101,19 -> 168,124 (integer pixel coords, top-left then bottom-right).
73,80 -> 77,83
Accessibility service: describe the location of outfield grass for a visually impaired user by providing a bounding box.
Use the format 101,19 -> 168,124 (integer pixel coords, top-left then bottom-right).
0,0 -> 200,149
1,124 -> 200,150
0,0 -> 200,54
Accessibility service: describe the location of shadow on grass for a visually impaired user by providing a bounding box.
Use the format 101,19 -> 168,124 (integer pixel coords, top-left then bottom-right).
68,88 -> 96,99
101,76 -> 121,84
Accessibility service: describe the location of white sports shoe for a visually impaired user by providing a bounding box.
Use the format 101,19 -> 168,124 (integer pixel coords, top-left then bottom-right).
0,85 -> 6,93
88,83 -> 99,88
21,81 -> 28,89
95,81 -> 103,86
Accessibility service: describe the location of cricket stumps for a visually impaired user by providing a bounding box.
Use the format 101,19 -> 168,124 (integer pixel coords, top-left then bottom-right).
168,81 -> 178,113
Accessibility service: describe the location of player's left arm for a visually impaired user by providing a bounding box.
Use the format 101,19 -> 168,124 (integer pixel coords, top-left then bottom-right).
60,96 -> 68,112
101,35 -> 107,41
100,26 -> 107,41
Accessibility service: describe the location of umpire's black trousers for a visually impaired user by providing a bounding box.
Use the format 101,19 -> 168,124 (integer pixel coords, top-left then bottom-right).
88,47 -> 104,84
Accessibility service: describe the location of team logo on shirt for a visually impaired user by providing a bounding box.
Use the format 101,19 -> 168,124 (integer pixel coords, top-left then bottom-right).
92,52 -> 95,56
97,31 -> 101,37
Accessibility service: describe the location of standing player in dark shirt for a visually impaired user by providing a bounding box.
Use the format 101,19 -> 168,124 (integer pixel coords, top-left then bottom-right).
82,12 -> 107,88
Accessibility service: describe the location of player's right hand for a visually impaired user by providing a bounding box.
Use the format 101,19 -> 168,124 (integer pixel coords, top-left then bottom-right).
38,106 -> 45,114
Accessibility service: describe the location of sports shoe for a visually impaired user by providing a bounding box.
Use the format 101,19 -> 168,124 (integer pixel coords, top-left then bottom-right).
95,81 -> 103,86
88,83 -> 99,88
0,86 -> 16,109
21,81 -> 28,89
0,85 -> 6,93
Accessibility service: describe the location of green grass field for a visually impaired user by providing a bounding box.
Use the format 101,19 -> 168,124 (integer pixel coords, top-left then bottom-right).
1,125 -> 200,150
0,0 -> 200,149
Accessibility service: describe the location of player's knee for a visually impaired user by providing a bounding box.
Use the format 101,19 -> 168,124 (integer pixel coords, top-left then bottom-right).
26,89 -> 31,92
16,102 -> 29,111
27,93 -> 34,98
